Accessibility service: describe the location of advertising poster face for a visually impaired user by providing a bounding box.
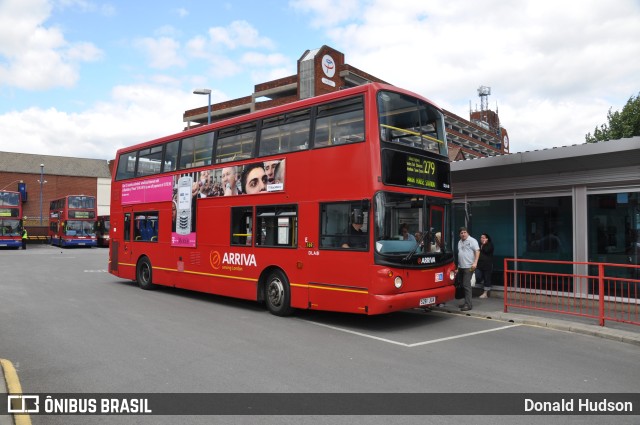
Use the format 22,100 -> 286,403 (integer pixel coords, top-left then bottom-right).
120,159 -> 286,247
170,159 -> 285,247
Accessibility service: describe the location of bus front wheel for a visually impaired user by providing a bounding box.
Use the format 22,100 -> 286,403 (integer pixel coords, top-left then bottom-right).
136,257 -> 156,290
265,270 -> 293,316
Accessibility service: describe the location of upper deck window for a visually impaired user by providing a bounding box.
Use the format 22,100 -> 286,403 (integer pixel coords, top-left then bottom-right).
137,145 -> 163,177
115,152 -> 137,180
260,109 -> 311,156
314,96 -> 364,148
180,132 -> 214,169
0,192 -> 20,206
216,122 -> 257,163
68,196 -> 95,209
377,91 -> 447,157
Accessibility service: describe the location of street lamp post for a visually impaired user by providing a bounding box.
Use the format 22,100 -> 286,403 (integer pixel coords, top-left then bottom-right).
39,164 -> 44,226
193,88 -> 212,124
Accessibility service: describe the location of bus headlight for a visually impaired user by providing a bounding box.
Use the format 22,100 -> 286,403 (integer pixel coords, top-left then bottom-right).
449,270 -> 456,281
394,276 -> 403,289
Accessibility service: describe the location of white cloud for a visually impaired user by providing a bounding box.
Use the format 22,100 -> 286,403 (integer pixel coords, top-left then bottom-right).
133,36 -> 185,69
289,0 -> 363,28
241,52 -> 290,67
185,22 -> 282,81
0,0 -> 103,90
0,83 -> 224,160
294,0 -> 640,152
207,20 -> 275,50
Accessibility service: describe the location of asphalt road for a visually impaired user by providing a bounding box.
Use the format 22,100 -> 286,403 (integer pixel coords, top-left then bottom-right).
1,245 -> 638,425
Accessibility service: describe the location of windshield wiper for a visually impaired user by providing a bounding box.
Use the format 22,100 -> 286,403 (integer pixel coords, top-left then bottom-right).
403,228 -> 432,262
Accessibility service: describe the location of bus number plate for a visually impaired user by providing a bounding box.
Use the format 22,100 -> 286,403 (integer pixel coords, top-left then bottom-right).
419,297 -> 436,306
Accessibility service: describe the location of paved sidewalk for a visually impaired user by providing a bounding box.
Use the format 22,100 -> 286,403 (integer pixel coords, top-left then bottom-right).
431,290 -> 640,347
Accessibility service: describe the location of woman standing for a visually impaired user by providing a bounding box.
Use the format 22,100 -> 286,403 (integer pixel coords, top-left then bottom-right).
476,233 -> 494,298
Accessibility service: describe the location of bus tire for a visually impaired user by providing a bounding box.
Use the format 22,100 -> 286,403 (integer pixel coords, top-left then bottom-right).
265,269 -> 293,316
136,256 -> 156,290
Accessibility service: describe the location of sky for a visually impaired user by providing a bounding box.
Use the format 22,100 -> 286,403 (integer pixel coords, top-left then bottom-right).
0,0 -> 639,161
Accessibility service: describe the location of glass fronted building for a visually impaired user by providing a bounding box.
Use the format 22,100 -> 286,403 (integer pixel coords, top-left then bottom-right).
451,136 -> 640,296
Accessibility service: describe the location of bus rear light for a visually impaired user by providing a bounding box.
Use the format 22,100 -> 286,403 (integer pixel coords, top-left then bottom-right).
394,276 -> 403,289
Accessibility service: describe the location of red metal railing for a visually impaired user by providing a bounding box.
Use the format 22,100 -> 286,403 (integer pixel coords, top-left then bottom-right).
504,258 -> 639,327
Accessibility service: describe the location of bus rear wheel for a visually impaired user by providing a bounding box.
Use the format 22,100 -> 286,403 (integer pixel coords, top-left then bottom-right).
265,270 -> 293,316
136,257 -> 156,290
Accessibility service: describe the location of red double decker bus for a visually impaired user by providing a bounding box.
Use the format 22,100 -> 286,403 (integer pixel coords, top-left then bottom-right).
0,190 -> 23,249
49,195 -> 97,247
95,215 -> 110,247
109,83 -> 456,315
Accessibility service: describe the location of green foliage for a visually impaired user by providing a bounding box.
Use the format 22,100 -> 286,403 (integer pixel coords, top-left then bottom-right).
585,92 -> 640,142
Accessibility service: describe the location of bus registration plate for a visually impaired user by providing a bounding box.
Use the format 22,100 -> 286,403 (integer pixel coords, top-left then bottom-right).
419,297 -> 436,306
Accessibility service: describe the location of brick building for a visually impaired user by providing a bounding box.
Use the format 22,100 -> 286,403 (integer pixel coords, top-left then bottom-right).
183,45 -> 509,160
0,152 -> 111,227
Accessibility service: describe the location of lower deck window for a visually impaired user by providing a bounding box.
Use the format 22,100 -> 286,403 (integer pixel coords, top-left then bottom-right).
255,205 -> 297,247
133,212 -> 159,242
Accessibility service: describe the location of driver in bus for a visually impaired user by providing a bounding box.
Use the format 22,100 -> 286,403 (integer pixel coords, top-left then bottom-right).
340,208 -> 367,249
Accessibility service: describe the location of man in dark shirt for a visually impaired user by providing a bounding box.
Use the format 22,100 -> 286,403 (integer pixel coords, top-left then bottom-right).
340,208 -> 367,249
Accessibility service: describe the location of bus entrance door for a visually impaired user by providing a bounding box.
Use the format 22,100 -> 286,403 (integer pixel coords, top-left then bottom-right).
122,211 -> 134,269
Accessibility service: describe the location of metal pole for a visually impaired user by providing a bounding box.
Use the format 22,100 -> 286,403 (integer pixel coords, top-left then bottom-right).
40,164 -> 44,225
207,92 -> 211,125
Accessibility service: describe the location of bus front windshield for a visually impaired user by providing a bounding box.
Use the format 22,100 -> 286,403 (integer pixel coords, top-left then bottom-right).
66,221 -> 96,237
0,219 -> 21,236
377,90 -> 447,157
374,192 -> 451,258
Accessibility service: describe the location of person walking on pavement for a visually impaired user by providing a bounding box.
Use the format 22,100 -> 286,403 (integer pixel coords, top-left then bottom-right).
21,227 -> 28,250
476,233 -> 494,298
456,227 -> 479,311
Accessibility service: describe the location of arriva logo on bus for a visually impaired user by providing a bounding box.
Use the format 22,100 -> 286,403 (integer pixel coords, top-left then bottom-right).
210,250 -> 257,271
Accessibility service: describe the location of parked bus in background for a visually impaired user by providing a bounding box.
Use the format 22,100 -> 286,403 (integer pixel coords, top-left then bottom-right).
95,215 -> 110,247
109,83 -> 456,316
49,195 -> 97,247
0,190 -> 23,249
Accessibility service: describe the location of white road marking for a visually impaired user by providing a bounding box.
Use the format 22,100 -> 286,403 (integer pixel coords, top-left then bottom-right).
405,324 -> 522,347
303,320 -> 521,347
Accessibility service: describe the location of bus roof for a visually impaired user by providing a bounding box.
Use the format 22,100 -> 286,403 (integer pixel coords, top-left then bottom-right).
115,82 -> 442,155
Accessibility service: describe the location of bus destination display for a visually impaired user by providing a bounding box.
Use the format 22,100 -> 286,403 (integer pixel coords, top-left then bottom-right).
382,149 -> 451,193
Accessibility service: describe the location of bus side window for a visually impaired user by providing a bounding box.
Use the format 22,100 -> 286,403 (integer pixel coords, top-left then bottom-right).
314,97 -> 364,148
231,207 -> 253,246
320,202 -> 368,250
124,213 -> 131,242
255,205 -> 297,247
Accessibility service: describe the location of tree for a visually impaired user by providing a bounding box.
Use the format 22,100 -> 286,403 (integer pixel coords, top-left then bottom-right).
585,92 -> 640,142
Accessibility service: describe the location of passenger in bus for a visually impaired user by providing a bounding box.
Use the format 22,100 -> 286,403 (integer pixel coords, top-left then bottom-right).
222,166 -> 240,196
430,232 -> 443,253
399,223 -> 416,241
340,208 -> 367,249
241,162 -> 267,195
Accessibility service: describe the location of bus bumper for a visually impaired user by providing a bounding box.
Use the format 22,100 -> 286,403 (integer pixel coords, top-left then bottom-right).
63,239 -> 97,247
367,285 -> 455,315
0,240 -> 22,248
